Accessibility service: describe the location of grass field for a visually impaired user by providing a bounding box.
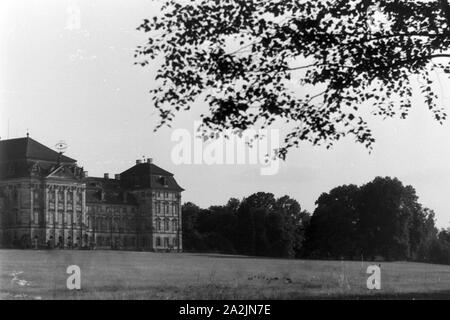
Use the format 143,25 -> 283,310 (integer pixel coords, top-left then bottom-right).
1,249 -> 450,299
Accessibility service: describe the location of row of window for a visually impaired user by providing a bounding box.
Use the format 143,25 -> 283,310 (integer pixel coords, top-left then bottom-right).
90,217 -> 135,231
48,192 -> 83,203
46,212 -> 83,225
9,210 -> 179,230
155,218 -> 178,232
155,236 -> 178,247
87,206 -> 136,214
140,191 -> 179,200
48,203 -> 82,211
154,202 -> 180,215
2,188 -> 82,201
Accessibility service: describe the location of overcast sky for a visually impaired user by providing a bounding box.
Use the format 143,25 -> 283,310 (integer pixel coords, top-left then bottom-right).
2,0 -> 450,227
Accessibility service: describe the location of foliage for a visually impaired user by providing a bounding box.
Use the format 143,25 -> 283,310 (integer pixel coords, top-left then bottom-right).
304,177 -> 438,261
136,0 -> 450,158
182,178 -> 450,264
182,193 -> 309,258
304,184 -> 361,259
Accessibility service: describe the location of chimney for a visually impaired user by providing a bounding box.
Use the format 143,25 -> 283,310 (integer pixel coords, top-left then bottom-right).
104,173 -> 109,180
83,171 -> 88,177
115,174 -> 121,180
136,159 -> 142,164
147,158 -> 153,164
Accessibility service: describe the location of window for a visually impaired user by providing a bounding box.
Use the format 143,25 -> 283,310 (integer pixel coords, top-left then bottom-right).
156,237 -> 161,246
156,219 -> 162,231
164,219 -> 170,231
172,219 -> 178,231
33,211 -> 39,224
164,238 -> 169,247
160,176 -> 168,186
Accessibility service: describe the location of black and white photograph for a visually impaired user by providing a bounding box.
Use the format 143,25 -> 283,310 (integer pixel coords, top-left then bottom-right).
2,0 -> 450,304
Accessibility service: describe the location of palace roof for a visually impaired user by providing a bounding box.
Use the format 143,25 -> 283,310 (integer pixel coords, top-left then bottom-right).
0,137 -> 76,163
120,162 -> 184,191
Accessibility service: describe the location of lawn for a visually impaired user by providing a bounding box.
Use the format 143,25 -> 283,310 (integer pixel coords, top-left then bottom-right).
1,249 -> 450,299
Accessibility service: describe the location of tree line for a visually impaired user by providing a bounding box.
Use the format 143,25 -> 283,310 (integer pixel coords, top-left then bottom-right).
182,177 -> 450,264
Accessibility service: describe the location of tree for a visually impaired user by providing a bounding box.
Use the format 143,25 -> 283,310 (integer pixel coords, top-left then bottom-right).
226,197 -> 241,213
358,177 -> 414,260
236,192 -> 275,255
136,0 -> 449,159
235,200 -> 257,255
275,195 -> 301,219
181,202 -> 207,251
303,177 -> 438,261
244,192 -> 276,211
234,192 -> 304,257
198,205 -> 238,253
274,195 -> 310,257
303,184 -> 361,259
428,228 -> 450,264
181,194 -> 306,257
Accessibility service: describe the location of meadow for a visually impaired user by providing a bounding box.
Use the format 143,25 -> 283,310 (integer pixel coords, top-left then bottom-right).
1,249 -> 450,299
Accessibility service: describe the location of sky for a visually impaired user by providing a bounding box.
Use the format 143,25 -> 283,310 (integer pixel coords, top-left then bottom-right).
2,0 -> 450,227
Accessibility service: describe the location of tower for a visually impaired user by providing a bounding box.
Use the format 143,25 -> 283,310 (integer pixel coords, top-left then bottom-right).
120,158 -> 184,251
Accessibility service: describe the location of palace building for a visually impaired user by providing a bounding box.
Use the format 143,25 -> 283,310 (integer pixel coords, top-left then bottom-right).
0,136 -> 184,251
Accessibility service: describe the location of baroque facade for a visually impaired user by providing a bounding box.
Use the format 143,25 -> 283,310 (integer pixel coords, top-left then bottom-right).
0,136 -> 184,251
